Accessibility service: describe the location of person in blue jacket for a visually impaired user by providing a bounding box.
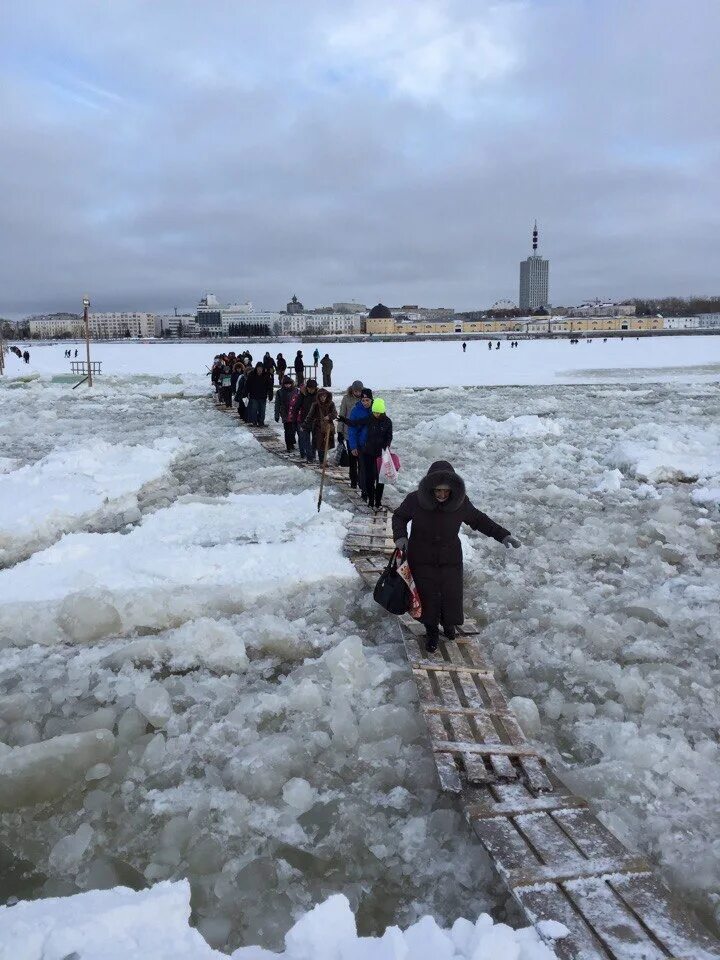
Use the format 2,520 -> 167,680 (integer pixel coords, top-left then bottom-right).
347,388 -> 373,501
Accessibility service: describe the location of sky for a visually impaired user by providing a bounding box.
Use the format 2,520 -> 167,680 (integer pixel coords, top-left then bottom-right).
2,0 -> 719,317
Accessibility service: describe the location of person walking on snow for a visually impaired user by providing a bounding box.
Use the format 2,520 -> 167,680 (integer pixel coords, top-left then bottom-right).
338,380 -> 363,488
275,376 -> 299,451
320,353 -> 333,387
392,461 -> 520,653
302,387 -> 337,463
243,362 -> 274,426
348,390 -> 392,509
294,351 -> 305,385
462,342 -> 467,353
294,378 -> 318,459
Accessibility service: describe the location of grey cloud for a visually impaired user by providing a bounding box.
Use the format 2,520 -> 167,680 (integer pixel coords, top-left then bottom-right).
1,0 -> 719,316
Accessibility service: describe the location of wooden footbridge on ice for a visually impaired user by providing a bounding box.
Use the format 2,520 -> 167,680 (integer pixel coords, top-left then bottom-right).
218,402 -> 718,960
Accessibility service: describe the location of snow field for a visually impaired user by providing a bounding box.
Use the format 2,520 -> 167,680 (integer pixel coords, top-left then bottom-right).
6,332 -> 720,388
0,881 -> 564,960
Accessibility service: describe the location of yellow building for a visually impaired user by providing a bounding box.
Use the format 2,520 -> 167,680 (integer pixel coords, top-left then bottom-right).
366,312 -> 665,337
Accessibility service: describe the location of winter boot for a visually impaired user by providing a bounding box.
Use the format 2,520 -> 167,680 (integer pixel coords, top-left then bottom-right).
425,625 -> 440,654
443,625 -> 456,641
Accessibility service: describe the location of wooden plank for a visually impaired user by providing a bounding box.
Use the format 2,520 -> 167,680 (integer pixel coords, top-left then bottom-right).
411,663 -> 494,677
471,814 -> 539,874
509,856 -> 651,889
433,741 -> 544,759
515,810 -> 588,864
431,670 -> 492,784
516,885 -> 611,960
451,668 -> 516,779
423,704 -> 513,719
466,794 -> 589,820
563,877 -> 667,960
552,809 -> 628,861
608,874 -> 720,960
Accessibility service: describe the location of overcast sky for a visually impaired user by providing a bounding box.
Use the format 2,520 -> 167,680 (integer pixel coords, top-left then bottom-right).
2,0 -> 719,317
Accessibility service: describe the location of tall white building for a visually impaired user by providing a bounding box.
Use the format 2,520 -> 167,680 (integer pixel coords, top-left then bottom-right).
519,223 -> 550,311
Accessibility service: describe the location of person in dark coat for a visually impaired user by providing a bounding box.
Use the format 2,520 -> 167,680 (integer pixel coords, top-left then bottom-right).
263,352 -> 276,374
392,461 -> 520,652
276,353 -> 287,381
294,351 -> 305,385
320,353 -> 333,387
274,376 -> 299,451
313,347 -> 320,366
219,362 -> 233,407
302,387 -> 337,463
243,362 -> 274,425
294,379 -> 317,458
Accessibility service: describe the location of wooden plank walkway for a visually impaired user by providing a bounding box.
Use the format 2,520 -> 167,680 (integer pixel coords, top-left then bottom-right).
219,405 -> 719,960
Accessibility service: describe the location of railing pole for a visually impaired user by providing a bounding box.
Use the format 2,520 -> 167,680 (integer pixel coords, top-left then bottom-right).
83,296 -> 93,387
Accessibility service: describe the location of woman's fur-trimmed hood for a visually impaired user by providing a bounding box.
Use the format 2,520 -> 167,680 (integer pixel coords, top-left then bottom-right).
417,460 -> 466,512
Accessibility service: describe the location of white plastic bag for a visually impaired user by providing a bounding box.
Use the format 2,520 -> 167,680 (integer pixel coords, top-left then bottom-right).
377,447 -> 399,484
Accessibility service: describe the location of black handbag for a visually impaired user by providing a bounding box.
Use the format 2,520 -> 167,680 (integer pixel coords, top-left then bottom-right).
373,550 -> 411,615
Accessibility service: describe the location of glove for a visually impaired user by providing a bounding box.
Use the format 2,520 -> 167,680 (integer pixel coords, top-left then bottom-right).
394,537 -> 408,553
502,535 -> 521,549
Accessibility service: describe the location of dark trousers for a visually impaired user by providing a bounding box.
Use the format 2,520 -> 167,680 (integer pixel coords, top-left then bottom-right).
221,386 -> 232,407
247,398 -> 266,425
295,368 -> 304,385
359,453 -> 384,506
322,371 -> 332,387
348,449 -> 358,487
283,421 -> 296,451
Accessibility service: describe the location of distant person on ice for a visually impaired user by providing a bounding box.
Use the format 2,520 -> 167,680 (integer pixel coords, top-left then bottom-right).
320,353 -> 333,387
294,351 -> 305,385
392,461 -> 520,654
313,347 -> 320,366
462,342 -> 466,353
23,350 -> 30,364
276,352 -> 287,381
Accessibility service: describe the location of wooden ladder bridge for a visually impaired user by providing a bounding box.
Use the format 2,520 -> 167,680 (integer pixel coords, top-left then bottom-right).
217,401 -> 718,960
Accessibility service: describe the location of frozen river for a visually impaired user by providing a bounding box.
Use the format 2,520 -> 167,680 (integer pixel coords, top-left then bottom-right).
1,338 -> 719,951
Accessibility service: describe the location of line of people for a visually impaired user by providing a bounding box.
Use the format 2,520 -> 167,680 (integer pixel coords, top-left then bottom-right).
210,353 -> 392,510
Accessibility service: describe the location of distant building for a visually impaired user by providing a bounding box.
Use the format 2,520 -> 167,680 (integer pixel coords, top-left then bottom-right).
195,295 -> 282,336
27,313 -> 82,337
332,301 -> 368,314
155,314 -> 198,337
519,223 -> 549,311
286,294 -> 304,314
574,301 -> 636,317
284,312 -> 363,335
86,312 -> 155,338
365,303 -> 394,334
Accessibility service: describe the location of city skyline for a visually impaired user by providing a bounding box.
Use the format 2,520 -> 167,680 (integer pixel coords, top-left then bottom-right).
2,1 -> 720,317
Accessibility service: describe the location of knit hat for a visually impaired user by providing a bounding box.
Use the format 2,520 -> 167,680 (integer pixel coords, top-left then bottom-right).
306,378 -> 318,389
351,380 -> 363,391
282,376 -> 293,386
371,398 -> 386,414
360,388 -> 373,400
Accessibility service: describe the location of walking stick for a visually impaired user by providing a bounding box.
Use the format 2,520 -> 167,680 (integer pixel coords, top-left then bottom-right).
317,424 -> 332,512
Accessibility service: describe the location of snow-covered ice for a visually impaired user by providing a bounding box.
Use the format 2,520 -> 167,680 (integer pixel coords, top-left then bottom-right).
1,338 -> 719,951
0,881 -> 564,960
0,438 -> 185,566
5,332 -> 720,388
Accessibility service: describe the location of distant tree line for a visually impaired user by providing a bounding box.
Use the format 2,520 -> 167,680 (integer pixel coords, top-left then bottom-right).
227,322 -> 272,336
630,296 -> 720,317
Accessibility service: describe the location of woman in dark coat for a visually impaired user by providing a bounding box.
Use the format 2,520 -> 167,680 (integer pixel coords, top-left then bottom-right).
302,388 -> 337,462
392,460 -> 520,652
